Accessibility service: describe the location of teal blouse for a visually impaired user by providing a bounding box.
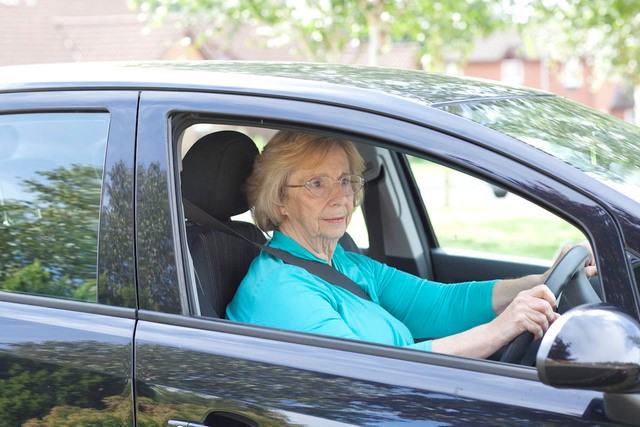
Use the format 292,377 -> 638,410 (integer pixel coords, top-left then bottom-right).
226,231 -> 497,351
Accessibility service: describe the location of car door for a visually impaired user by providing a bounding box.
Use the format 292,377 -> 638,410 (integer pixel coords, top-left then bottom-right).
131,90 -> 627,426
0,91 -> 138,425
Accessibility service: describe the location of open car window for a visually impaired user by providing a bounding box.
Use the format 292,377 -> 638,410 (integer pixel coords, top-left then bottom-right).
173,116 -> 599,367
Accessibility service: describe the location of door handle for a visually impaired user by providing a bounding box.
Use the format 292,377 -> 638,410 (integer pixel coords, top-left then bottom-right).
167,421 -> 206,427
169,411 -> 258,427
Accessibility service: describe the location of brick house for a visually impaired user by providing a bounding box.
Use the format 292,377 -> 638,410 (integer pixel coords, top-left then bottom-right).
0,0 -> 633,120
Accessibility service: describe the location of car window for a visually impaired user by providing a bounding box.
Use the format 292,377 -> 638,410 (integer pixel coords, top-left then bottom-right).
0,112 -> 108,302
440,97 -> 640,201
408,156 -> 586,260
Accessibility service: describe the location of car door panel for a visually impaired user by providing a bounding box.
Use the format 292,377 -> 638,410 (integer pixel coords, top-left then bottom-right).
431,247 -> 549,283
0,297 -> 135,425
0,91 -> 138,425
134,314 -> 609,425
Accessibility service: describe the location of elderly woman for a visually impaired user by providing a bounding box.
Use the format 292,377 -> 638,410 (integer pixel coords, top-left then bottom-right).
226,130 -> 595,358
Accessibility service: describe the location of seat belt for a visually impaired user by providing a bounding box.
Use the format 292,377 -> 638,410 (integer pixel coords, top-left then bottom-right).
182,198 -> 372,301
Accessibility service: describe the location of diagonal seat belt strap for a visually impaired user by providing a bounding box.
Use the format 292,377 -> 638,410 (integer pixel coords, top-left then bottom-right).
182,198 -> 372,301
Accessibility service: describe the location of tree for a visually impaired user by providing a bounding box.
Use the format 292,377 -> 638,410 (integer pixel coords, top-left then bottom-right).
135,162 -> 181,313
0,342 -> 129,427
0,164 -> 101,301
1,261 -> 68,298
128,0 -> 507,69
512,0 -> 640,86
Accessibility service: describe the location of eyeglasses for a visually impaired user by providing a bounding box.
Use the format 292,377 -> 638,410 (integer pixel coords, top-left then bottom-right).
286,174 -> 365,198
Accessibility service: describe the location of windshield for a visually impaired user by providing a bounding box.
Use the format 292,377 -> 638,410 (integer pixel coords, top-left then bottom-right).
439,96 -> 640,200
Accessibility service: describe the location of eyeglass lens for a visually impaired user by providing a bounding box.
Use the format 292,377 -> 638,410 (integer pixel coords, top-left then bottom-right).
306,175 -> 363,197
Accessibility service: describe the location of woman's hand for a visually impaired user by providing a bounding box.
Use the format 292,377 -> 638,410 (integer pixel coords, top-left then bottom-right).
492,240 -> 596,315
433,241 -> 596,359
490,284 -> 560,342
543,240 -> 597,282
432,284 -> 560,358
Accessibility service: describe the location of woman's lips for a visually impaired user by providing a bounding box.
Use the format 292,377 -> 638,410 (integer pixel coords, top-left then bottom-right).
325,215 -> 345,224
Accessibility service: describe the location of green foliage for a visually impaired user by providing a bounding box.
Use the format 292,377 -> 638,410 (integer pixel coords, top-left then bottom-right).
0,164 -> 101,301
0,352 -> 129,427
73,279 -> 98,302
135,161 -> 180,312
409,159 -> 586,260
513,0 -> 640,85
129,0 -> 640,84
431,208 -> 585,258
128,0 -> 508,68
1,261 -> 68,297
97,160 -> 136,307
127,0 -> 640,91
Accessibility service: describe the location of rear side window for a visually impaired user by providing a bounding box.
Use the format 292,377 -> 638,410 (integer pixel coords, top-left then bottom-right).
0,112 -> 108,302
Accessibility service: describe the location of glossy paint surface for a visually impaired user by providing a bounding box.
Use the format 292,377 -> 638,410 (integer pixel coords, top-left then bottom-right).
135,317 -> 608,426
0,300 -> 134,425
539,304 -> 640,393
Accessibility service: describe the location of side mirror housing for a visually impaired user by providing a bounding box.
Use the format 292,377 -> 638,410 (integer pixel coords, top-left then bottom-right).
537,303 -> 640,393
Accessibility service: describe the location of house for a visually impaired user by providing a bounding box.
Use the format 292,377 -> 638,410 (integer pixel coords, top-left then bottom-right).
460,31 -> 634,122
0,0 -> 633,121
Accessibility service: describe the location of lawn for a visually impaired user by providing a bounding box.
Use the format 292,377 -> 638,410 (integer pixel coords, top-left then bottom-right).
429,207 -> 585,259
410,158 -> 586,260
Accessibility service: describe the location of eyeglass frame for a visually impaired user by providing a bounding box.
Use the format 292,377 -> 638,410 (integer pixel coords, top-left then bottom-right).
285,174 -> 365,198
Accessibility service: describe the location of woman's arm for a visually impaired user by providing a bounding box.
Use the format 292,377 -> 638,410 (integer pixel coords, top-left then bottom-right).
432,241 -> 596,358
491,273 -> 546,315
432,284 -> 559,358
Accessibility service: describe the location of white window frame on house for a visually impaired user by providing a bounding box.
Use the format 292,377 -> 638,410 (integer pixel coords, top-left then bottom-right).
500,58 -> 525,86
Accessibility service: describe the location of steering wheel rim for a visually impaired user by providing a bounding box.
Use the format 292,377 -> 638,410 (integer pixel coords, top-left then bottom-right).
499,245 -> 591,364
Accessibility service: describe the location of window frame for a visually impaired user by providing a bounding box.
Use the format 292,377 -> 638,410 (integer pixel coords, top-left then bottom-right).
0,90 -> 138,311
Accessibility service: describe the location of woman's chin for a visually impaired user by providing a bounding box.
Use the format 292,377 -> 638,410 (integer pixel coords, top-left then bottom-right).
333,230 -> 349,241
321,226 -> 347,241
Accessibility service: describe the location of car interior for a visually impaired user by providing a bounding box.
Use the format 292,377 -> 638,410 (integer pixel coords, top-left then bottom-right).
175,119 -> 599,365
179,127 -> 365,318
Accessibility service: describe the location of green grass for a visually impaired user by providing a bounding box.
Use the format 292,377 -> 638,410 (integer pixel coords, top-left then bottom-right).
409,157 -> 586,260
430,208 -> 585,259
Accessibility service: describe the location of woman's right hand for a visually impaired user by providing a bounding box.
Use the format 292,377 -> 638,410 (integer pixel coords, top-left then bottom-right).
490,284 -> 560,345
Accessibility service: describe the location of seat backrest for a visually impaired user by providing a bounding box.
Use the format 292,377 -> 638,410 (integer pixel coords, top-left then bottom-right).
181,130 -> 265,318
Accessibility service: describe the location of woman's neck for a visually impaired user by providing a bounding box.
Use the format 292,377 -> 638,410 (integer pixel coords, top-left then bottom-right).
278,228 -> 338,265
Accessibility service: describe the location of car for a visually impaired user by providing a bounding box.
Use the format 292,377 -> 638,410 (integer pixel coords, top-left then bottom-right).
1,60 -> 639,426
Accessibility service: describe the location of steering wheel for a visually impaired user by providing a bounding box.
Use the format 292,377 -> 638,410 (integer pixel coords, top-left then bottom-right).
499,245 -> 591,365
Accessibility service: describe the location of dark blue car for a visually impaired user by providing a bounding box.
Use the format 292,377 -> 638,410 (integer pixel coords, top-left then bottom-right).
1,61 -> 639,426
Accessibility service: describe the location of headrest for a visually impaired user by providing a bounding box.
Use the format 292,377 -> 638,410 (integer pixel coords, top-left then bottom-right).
181,130 -> 258,221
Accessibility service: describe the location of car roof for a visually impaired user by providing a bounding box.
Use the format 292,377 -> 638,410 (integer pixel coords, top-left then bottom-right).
0,60 -> 550,107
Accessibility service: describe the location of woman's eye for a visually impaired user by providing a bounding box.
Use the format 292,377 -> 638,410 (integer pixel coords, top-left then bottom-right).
308,178 -> 324,189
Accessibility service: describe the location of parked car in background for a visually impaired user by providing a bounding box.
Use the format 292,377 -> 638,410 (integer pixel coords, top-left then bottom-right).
0,61 -> 639,426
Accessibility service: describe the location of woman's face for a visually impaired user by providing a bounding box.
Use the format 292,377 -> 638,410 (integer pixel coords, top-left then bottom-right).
279,144 -> 354,247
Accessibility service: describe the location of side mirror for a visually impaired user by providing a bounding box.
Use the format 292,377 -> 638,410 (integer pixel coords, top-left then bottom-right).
537,303 -> 640,393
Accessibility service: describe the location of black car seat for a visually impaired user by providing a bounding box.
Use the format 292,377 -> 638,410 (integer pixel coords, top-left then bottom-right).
181,130 -> 265,318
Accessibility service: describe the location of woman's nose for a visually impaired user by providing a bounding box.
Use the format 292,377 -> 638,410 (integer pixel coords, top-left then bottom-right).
327,182 -> 348,202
